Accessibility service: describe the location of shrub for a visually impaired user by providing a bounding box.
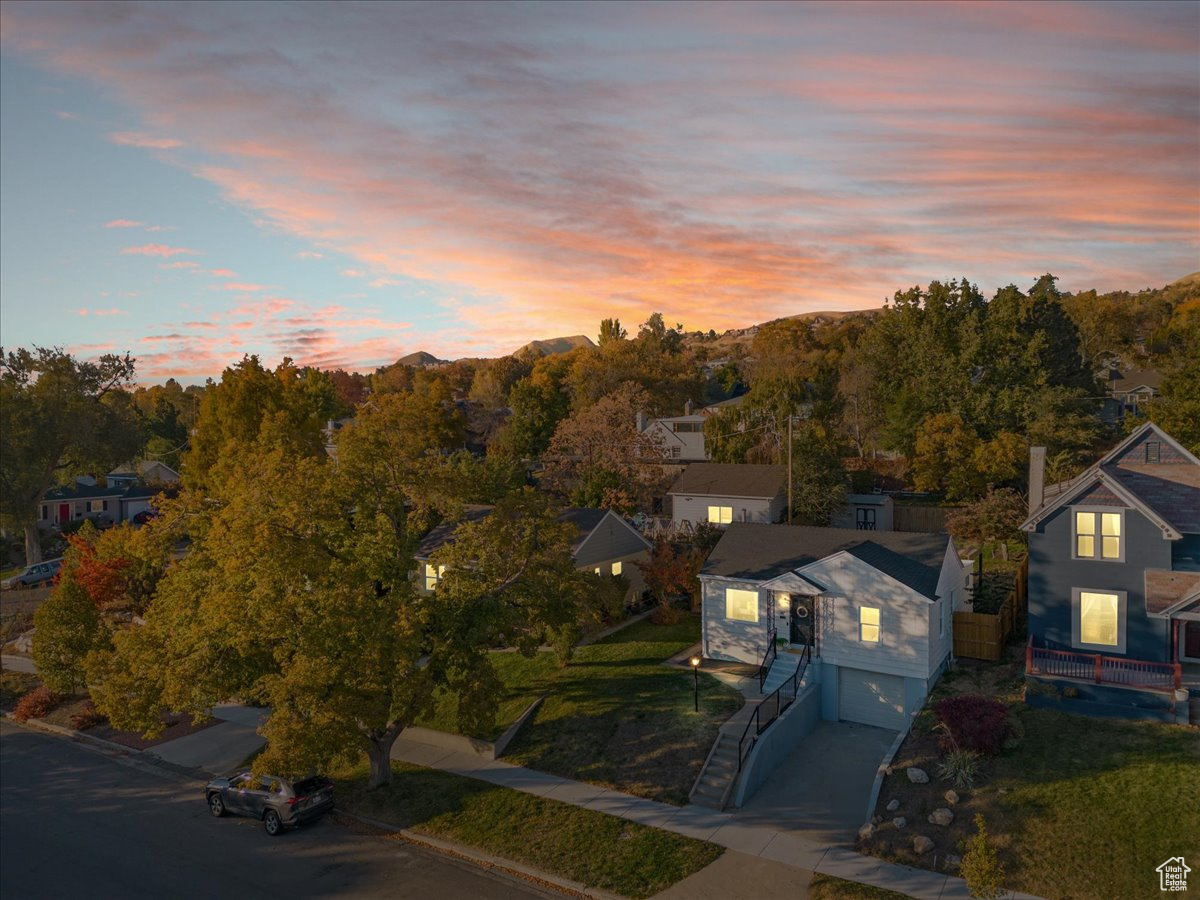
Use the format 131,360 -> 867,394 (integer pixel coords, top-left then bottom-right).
961,813 -> 1007,899
936,746 -> 981,791
70,700 -> 106,731
934,693 -> 1009,755
13,685 -> 62,722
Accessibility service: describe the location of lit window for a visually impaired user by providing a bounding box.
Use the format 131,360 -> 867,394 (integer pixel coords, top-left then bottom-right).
611,561 -> 622,576
860,607 -> 880,643
725,588 -> 758,623
424,563 -> 445,591
594,567 -> 601,575
708,505 -> 733,524
1075,511 -> 1121,560
1079,591 -> 1119,647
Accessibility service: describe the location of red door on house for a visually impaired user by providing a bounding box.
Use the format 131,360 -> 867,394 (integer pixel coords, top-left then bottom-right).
58,503 -> 70,525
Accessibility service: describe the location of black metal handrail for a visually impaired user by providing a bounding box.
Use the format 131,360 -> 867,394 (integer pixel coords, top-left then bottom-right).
738,643 -> 811,772
757,623 -> 778,694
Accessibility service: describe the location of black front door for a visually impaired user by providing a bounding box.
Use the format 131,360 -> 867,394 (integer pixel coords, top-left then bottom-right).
1185,621 -> 1200,660
790,595 -> 815,646
856,508 -> 876,530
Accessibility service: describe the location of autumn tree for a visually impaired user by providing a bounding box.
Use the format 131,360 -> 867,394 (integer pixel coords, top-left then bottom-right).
636,539 -> 704,621
945,489 -> 1027,560
598,317 -> 627,345
491,377 -> 569,458
911,413 -> 982,500
0,347 -> 143,562
542,383 -> 668,512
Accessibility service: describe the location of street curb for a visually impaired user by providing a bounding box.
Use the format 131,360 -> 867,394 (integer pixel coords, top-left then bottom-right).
333,808 -> 626,900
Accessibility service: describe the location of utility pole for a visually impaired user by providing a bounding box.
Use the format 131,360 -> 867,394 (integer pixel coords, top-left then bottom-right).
787,414 -> 793,526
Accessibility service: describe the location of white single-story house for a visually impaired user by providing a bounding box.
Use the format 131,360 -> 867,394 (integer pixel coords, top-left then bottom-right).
667,463 -> 786,530
699,523 -> 967,729
415,506 -> 652,602
831,493 -> 894,531
108,460 -> 181,487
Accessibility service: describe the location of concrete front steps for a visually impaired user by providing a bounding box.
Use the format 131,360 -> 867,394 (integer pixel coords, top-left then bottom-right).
761,654 -> 803,695
690,731 -> 740,810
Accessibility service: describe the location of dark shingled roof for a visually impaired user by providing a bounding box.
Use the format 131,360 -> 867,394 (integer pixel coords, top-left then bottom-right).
702,523 -> 949,599
415,506 -> 619,559
415,505 -> 494,559
43,482 -> 157,502
668,463 -> 786,499
1108,464 -> 1200,534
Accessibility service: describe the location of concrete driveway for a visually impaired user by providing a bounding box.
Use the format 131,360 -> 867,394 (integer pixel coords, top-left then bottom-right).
733,721 -> 896,845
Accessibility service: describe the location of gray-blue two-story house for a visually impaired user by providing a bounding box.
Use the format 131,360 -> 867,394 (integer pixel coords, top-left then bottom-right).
1021,422 -> 1200,722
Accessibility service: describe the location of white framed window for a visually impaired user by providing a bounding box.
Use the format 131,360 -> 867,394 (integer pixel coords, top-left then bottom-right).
424,563 -> 445,592
725,588 -> 758,623
611,561 -> 622,576
708,505 -> 733,524
1072,588 -> 1126,653
859,607 -> 880,643
1073,510 -> 1122,561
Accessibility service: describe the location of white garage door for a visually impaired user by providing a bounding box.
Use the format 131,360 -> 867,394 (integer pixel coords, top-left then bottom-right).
124,499 -> 151,520
839,667 -> 905,730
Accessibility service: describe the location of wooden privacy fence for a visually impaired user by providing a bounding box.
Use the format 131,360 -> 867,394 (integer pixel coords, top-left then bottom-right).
893,505 -> 947,533
953,557 -> 1028,662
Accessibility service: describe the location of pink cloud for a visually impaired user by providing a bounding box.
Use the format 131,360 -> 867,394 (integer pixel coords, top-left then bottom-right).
295,250 -> 323,259
77,308 -> 128,317
221,282 -> 268,292
108,131 -> 184,150
208,268 -> 237,277
104,218 -> 144,228
121,243 -> 197,258
162,260 -> 200,269
340,268 -> 365,278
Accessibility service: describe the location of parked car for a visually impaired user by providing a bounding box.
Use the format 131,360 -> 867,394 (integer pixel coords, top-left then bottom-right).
0,559 -> 63,590
205,771 -> 334,835
131,510 -> 157,525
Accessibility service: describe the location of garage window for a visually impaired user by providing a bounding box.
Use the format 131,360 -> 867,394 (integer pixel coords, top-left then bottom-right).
725,588 -> 758,623
708,505 -> 733,525
859,607 -> 880,643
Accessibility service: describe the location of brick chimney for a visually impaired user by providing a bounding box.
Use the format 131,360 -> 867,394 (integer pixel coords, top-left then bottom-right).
1028,446 -> 1046,515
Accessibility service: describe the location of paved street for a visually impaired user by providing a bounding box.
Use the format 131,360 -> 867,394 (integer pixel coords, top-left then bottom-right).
0,722 -> 550,900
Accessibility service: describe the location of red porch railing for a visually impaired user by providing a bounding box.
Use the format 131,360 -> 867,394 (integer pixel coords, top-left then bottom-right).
1026,637 -> 1182,692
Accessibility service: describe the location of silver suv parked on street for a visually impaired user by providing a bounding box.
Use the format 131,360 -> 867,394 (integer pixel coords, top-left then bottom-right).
205,771 -> 334,835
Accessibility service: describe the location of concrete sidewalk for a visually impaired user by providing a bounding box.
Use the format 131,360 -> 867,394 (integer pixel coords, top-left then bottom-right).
147,703 -> 268,775
390,730 -> 1041,900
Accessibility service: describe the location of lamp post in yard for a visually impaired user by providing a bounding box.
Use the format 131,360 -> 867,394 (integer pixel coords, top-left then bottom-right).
690,655 -> 701,712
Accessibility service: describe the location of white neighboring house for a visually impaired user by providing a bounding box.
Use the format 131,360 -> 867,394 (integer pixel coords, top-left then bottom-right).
107,460 -> 181,487
667,463 -> 787,531
414,506 -> 652,603
699,523 -> 966,730
637,395 -> 748,463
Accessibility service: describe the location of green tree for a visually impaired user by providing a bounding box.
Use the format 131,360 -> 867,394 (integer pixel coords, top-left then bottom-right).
598,318 -> 627,345
912,413 -> 982,500
0,347 -> 143,562
33,576 -> 108,694
491,378 -> 569,458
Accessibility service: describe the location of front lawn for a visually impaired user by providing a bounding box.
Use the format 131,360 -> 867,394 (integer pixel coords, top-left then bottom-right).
415,649 -> 561,740
862,661 -> 1200,899
502,616 -> 744,804
332,759 -> 723,899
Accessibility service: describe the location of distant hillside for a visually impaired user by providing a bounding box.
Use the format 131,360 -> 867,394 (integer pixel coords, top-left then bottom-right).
395,350 -> 447,367
516,335 -> 597,356
1168,272 -> 1200,290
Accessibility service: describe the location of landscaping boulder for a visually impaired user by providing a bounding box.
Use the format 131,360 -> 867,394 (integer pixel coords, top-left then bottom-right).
858,823 -> 876,840
886,798 -> 901,812
946,854 -> 962,869
906,767 -> 929,784
928,807 -> 955,826
892,817 -> 907,828
913,835 -> 935,854
944,789 -> 959,805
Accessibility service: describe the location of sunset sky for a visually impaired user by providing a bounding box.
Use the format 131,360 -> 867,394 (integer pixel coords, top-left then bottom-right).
1,1 -> 1197,382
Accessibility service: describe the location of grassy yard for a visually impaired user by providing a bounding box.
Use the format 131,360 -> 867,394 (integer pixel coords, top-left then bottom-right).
808,874 -> 909,899
331,759 -> 723,899
863,660 -> 1200,900
415,649 -> 562,740
502,616 -> 744,805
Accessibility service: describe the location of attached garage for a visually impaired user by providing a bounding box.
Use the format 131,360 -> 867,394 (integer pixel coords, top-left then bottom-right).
838,667 -> 905,730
